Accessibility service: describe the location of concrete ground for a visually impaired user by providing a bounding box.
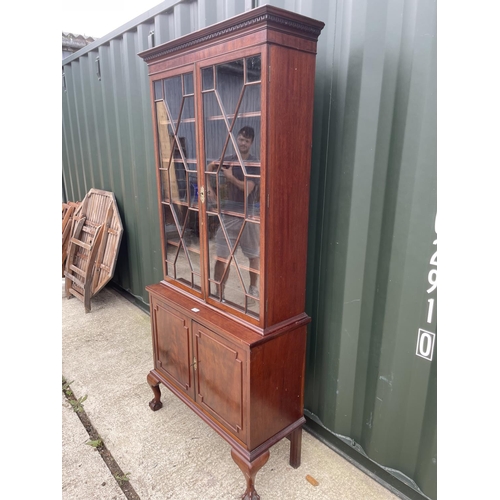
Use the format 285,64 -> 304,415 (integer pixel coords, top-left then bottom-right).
62,281 -> 400,500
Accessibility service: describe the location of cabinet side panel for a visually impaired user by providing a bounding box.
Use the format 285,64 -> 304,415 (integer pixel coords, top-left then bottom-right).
248,326 -> 307,450
265,45 -> 317,327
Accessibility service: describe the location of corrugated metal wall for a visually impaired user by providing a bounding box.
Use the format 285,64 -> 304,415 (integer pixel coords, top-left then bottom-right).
304,1 -> 436,498
62,1 -> 436,498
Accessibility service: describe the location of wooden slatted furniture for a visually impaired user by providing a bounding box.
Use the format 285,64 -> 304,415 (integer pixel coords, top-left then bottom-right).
139,6 -> 324,499
64,189 -> 123,312
62,201 -> 81,276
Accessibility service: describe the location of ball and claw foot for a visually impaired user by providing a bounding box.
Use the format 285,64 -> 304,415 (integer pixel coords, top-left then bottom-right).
242,491 -> 261,500
149,399 -> 163,411
231,449 -> 269,500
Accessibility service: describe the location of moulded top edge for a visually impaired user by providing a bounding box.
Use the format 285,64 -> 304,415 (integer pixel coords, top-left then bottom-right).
137,5 -> 325,63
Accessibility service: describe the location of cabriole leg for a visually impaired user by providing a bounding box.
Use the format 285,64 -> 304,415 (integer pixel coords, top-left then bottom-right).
147,371 -> 163,411
231,449 -> 270,500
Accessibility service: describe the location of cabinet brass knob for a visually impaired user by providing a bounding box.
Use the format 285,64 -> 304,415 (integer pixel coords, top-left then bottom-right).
191,357 -> 198,370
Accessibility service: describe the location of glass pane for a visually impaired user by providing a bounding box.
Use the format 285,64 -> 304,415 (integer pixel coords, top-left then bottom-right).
175,245 -> 192,284
154,80 -> 163,100
164,76 -> 183,126
246,55 -> 261,83
208,215 -> 260,316
193,273 -> 201,290
163,205 -> 180,278
168,204 -> 201,283
177,96 -> 197,168
234,219 -> 260,314
239,84 -> 261,114
231,119 -> 261,164
202,67 -> 214,90
188,171 -> 198,207
176,133 -> 195,168
182,95 -> 195,120
246,177 -> 260,220
203,92 -> 227,163
163,205 -> 180,244
182,209 -> 201,277
171,162 -> 187,202
183,73 -> 194,95
216,60 -> 244,119
205,172 -> 219,213
156,101 -> 173,170
159,169 -> 170,202
171,202 -> 187,232
218,160 -> 244,216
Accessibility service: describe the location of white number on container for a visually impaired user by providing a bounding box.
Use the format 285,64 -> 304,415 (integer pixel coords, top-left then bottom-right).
416,329 -> 436,361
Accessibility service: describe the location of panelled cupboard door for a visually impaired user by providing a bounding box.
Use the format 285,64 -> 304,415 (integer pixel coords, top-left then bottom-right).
151,298 -> 194,400
193,322 -> 246,443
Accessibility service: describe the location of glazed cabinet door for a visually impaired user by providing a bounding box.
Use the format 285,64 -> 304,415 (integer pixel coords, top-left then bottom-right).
193,322 -> 247,442
151,297 -> 195,400
153,68 -> 203,296
200,54 -> 263,321
152,54 -> 264,324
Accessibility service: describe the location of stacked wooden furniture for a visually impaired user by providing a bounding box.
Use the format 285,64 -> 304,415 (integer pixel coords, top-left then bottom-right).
139,6 -> 324,499
62,201 -> 81,276
64,189 -> 123,312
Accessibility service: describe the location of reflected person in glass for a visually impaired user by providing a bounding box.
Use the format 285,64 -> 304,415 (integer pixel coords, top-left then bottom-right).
208,126 -> 260,303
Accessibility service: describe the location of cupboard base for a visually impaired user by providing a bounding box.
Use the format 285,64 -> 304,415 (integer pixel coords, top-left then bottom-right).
146,367 -> 304,498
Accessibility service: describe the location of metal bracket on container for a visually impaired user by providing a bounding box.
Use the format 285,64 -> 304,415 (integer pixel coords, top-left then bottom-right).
96,56 -> 101,81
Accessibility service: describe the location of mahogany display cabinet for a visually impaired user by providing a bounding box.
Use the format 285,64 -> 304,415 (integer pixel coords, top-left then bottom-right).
139,6 -> 324,499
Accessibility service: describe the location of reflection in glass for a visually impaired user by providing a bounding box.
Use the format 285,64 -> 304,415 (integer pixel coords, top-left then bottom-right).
217,61 -> 244,118
203,57 -> 262,317
158,169 -> 169,202
156,102 -> 172,169
154,80 -> 162,100
246,56 -> 261,83
175,246 -> 192,285
183,73 -> 194,95
239,84 -> 261,113
165,202 -> 201,288
203,92 -> 227,163
172,162 -> 187,203
164,76 -> 183,125
202,67 -> 214,90
188,172 -> 198,207
182,95 -> 196,120
183,209 -> 200,254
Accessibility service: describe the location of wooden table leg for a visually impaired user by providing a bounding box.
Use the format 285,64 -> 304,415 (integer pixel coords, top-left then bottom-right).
231,449 -> 270,500
289,426 -> 302,468
147,371 -> 163,411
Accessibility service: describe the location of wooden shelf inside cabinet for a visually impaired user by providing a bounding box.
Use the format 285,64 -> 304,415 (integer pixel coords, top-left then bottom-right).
139,5 -> 324,499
